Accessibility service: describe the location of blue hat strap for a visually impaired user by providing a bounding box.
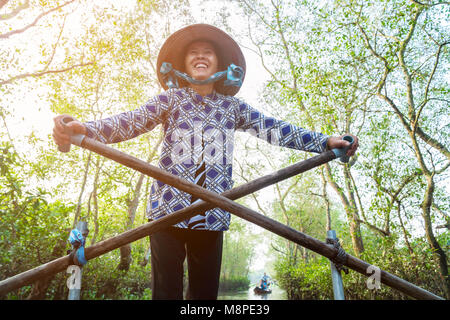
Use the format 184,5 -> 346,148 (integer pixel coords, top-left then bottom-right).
160,62 -> 243,89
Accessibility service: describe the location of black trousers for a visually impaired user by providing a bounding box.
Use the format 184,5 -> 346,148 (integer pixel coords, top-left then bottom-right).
150,226 -> 223,300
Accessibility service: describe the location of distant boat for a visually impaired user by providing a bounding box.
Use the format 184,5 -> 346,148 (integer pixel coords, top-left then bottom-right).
254,286 -> 272,295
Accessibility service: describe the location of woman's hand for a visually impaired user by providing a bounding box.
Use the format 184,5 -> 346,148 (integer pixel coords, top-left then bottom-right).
52,114 -> 86,148
327,134 -> 359,157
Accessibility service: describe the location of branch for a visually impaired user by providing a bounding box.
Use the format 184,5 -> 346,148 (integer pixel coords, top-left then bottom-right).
397,6 -> 424,123
409,0 -> 450,7
416,126 -> 450,160
376,93 -> 412,133
356,218 -> 390,236
357,21 -> 393,102
357,22 -> 389,69
359,15 -> 449,161
242,0 -> 315,125
350,165 -> 391,236
433,202 -> 449,219
234,157 -> 269,216
0,0 -> 29,20
436,223 -> 450,230
377,28 -> 400,42
0,0 -> 75,39
435,160 -> 450,174
367,167 -> 423,236
270,0 -> 315,125
41,12 -> 68,73
0,0 -> 9,10
396,201 -> 415,256
397,172 -> 422,197
270,243 -> 288,256
240,0 -> 277,32
414,41 -> 450,133
245,19 -> 281,84
0,109 -> 23,160
0,61 -> 94,86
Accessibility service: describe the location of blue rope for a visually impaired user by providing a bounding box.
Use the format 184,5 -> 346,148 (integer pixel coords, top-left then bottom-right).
160,62 -> 244,89
68,229 -> 88,266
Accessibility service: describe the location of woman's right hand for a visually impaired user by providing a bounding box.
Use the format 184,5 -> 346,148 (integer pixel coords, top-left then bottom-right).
52,114 -> 87,148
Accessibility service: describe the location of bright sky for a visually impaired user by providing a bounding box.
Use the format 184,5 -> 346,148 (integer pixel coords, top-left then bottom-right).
3,0 -> 269,144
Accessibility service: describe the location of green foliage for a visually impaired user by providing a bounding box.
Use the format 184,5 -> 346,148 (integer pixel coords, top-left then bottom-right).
78,250 -> 151,300
275,232 -> 447,300
275,256 -> 333,300
219,276 -> 250,292
1,1 -> 194,300
220,218 -> 256,289
230,0 -> 449,299
0,142 -> 72,291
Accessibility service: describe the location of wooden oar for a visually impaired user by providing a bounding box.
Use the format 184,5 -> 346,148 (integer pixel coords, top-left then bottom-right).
0,133 -> 443,300
0,135 -> 338,296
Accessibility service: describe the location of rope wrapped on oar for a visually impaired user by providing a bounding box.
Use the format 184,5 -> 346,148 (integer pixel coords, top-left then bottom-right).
68,229 -> 87,267
326,237 -> 349,274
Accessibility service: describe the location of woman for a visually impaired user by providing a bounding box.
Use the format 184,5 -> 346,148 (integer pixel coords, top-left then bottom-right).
52,24 -> 359,300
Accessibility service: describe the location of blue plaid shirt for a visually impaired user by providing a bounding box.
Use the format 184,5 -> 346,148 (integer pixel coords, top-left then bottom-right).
84,87 -> 329,231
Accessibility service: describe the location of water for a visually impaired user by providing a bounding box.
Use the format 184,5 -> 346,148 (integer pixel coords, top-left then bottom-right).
217,284 -> 287,300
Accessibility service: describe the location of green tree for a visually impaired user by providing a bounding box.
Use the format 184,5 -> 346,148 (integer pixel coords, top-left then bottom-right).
0,141 -> 73,299
331,0 -> 449,297
1,0 -> 197,299
222,0 -> 448,299
220,218 -> 255,291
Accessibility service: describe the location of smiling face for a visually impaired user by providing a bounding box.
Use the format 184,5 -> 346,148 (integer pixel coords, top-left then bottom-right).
184,41 -> 219,81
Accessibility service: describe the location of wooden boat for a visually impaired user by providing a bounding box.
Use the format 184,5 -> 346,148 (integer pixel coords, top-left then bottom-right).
254,286 -> 272,295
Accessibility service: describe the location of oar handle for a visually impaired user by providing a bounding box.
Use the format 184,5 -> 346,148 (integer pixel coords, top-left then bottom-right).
331,135 -> 354,163
58,116 -> 86,152
58,116 -> 76,153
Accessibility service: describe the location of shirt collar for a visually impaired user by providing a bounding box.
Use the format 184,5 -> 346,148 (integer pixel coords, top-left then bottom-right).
185,87 -> 218,104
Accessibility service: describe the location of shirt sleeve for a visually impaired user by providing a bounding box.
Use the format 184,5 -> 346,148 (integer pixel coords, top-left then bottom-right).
235,100 -> 329,154
84,90 -> 173,144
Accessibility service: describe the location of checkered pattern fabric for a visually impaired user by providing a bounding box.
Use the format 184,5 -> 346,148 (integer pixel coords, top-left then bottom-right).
187,135 -> 208,230
84,87 -> 329,231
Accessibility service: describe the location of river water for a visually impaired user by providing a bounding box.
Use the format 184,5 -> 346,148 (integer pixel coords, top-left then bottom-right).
217,284 -> 287,300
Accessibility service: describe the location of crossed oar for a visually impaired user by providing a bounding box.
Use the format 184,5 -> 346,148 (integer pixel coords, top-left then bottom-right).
0,117 -> 443,300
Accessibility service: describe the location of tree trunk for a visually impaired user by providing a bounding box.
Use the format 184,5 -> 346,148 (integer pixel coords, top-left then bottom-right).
325,163 -> 364,256
117,172 -> 145,271
73,151 -> 92,229
396,201 -> 415,257
140,244 -> 151,267
89,156 -> 102,245
343,165 -> 364,253
320,168 -> 331,232
118,135 -> 163,271
421,175 -> 449,299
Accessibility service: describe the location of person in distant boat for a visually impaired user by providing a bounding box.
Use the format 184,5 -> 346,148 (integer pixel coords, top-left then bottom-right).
260,272 -> 271,290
